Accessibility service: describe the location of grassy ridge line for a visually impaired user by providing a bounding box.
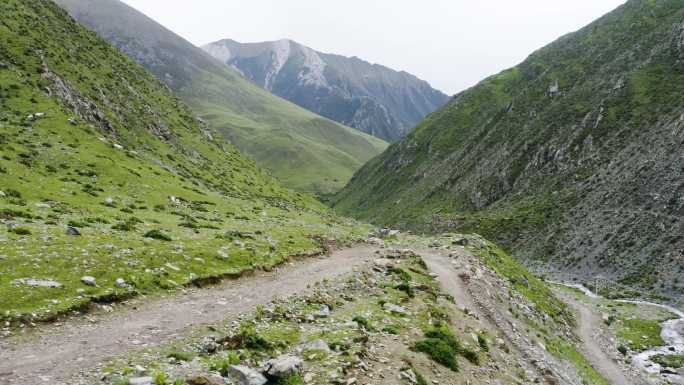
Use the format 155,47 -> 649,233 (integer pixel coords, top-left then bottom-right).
54,0 -> 388,194
0,0 -> 368,324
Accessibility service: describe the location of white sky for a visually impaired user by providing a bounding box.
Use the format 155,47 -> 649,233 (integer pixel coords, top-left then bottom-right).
120,0 -> 625,94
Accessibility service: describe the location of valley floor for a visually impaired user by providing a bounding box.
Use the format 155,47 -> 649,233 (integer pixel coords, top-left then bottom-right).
0,237 -> 665,385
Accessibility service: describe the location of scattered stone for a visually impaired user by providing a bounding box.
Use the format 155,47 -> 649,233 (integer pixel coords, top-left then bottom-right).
311,305 -> 330,319
68,117 -> 77,125
428,240 -> 442,248
104,196 -> 115,206
265,354 -> 303,378
34,112 -> 45,118
81,276 -> 97,286
228,365 -> 267,385
383,303 -> 407,315
115,278 -> 127,288
217,247 -> 230,260
366,236 -> 385,245
199,336 -> 220,353
400,369 -> 417,384
66,226 -> 81,236
0,254 -> 5,260
186,374 -> 226,385
0,62 -> 7,69
165,263 -> 181,272
11,278 -> 62,288
379,228 -> 399,238
373,258 -> 396,271
302,339 -> 330,352
128,377 -> 153,385
661,367 -> 678,375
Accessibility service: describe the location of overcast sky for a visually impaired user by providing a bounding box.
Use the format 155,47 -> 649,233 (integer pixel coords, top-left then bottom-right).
120,0 -> 625,94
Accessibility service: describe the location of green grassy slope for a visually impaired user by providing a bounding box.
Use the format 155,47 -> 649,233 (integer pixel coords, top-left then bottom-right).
0,0 -> 367,323
333,0 -> 684,298
54,0 -> 388,194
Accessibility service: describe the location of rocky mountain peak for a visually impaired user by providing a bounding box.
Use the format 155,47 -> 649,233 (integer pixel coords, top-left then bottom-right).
203,38 -> 449,141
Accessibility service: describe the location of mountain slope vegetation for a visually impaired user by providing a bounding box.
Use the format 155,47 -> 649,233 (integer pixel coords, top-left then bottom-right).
333,0 -> 684,300
0,0 -> 366,323
203,38 -> 449,142
54,0 -> 387,194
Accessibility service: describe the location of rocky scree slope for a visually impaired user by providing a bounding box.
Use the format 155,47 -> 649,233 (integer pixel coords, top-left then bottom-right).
203,38 -> 450,142
0,0 -> 366,326
333,0 -> 684,301
54,0 -> 388,194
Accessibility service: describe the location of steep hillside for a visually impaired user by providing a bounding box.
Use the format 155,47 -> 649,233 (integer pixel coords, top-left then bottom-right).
333,0 -> 684,300
203,38 -> 450,142
0,0 -> 367,323
54,0 -> 387,194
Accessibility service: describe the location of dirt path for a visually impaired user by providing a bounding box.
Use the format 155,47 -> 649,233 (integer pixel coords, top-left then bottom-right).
0,246 -> 378,385
556,291 -> 644,385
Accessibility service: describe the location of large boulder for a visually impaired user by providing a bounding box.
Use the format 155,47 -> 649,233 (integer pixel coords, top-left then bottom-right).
66,226 -> 81,236
228,365 -> 267,385
301,339 -> 330,352
264,354 -> 303,378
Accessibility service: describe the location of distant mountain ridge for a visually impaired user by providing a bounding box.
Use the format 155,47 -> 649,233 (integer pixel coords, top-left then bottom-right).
203,39 -> 450,142
54,0 -> 387,194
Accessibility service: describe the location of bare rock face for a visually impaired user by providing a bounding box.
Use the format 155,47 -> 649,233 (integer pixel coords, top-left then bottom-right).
228,365 -> 267,385
264,354 -> 303,378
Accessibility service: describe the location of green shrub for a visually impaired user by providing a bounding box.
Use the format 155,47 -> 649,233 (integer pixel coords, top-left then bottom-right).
112,219 -> 137,231
390,267 -> 412,282
414,338 -> 459,371
272,373 -> 305,385
226,323 -> 272,351
477,332 -> 489,352
651,354 -> 684,369
382,325 -> 400,335
10,227 -> 31,235
353,315 -> 374,331
153,372 -> 169,385
144,229 -> 172,241
167,351 -> 193,362
394,282 -> 415,298
413,325 -> 479,370
209,352 -> 241,376
67,220 -> 89,228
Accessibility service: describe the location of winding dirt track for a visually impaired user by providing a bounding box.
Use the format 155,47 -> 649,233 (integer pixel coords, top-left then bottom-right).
555,290 -> 645,385
0,246 -> 378,385
1,246 -> 646,385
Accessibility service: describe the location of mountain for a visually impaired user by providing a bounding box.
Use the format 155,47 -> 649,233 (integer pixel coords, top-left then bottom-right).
333,0 -> 684,300
0,0 -> 367,321
53,0 -> 387,194
203,38 -> 450,142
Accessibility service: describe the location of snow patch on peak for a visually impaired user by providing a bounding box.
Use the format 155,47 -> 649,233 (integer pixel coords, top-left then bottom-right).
263,39 -> 292,90
298,46 -> 327,89
203,43 -> 232,64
